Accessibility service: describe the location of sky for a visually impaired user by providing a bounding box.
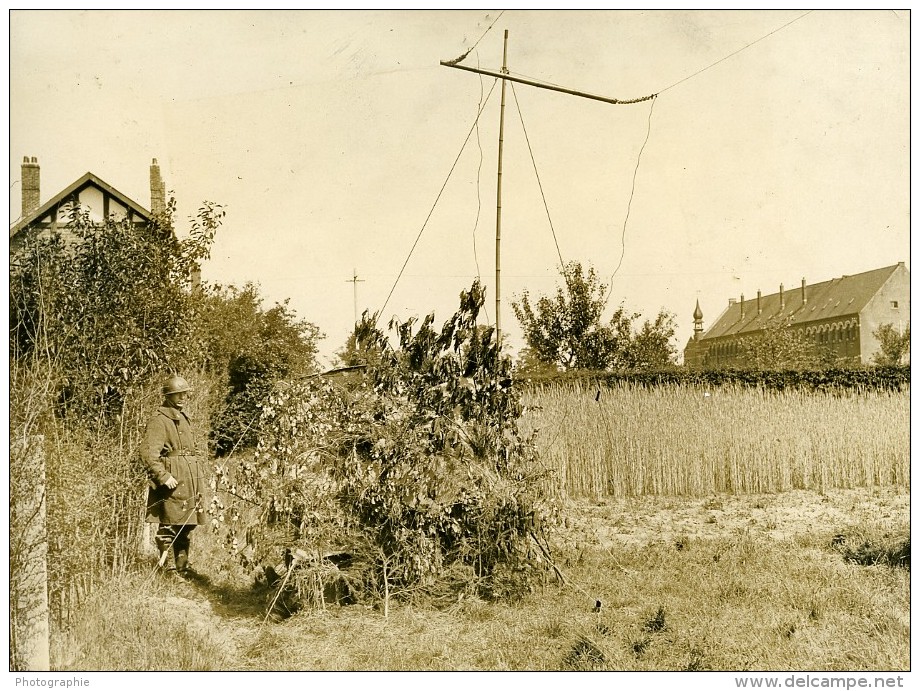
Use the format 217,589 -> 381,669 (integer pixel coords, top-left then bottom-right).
8,9 -> 911,367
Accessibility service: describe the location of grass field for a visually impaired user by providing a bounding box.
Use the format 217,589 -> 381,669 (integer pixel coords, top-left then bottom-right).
521,383 -> 909,498
54,487 -> 908,671
49,385 -> 910,671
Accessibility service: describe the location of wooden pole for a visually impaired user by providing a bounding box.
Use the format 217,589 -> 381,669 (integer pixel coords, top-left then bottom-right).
441,31 -> 655,348
11,435 -> 50,671
495,30 -> 509,347
346,269 -> 364,325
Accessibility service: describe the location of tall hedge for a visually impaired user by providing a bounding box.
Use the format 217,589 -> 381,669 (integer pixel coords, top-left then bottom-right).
519,365 -> 910,393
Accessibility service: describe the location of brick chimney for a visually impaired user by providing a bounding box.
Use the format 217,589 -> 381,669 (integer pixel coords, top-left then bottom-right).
740,294 -> 745,319
21,156 -> 40,217
150,158 -> 166,216
779,283 -> 785,311
801,278 -> 807,305
757,289 -> 762,315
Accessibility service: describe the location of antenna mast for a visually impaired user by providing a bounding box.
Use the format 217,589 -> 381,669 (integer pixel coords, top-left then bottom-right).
441,30 -> 655,351
495,29 -> 509,348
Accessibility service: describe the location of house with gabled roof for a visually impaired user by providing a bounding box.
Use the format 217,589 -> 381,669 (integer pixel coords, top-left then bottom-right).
10,156 -> 167,255
684,263 -> 910,368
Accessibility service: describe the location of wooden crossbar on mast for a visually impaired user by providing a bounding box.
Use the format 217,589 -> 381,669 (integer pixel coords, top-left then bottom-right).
440,60 -> 655,106
442,30 -> 653,350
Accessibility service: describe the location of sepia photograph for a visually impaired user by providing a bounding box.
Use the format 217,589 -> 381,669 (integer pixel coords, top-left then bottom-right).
8,8 -> 910,681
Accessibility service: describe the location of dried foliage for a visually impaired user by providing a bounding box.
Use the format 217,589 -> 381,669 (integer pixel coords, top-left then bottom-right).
214,281 -> 561,607
8,197 -> 223,641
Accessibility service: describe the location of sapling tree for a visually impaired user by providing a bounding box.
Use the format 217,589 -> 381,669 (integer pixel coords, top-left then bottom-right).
872,323 -> 910,366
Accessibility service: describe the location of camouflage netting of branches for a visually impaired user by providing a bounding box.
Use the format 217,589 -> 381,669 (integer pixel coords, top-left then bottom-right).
213,281 -> 562,606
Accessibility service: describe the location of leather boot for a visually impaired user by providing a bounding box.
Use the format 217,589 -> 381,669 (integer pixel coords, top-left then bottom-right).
173,527 -> 192,576
155,527 -> 174,569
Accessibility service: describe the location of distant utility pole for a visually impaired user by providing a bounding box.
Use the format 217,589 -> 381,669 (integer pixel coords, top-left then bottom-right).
346,268 -> 365,325
442,30 -> 654,348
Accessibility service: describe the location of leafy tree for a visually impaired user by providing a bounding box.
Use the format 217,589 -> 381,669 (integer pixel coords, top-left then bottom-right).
9,198 -> 222,419
197,283 -> 324,456
872,323 -> 910,366
621,309 -> 679,371
735,318 -> 829,370
511,260 -> 677,372
511,261 -> 616,370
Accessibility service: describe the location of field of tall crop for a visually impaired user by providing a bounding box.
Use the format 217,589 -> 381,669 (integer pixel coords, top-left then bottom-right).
521,383 -> 910,498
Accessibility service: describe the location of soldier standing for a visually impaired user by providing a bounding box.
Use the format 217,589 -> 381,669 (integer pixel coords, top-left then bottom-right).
141,375 -> 207,578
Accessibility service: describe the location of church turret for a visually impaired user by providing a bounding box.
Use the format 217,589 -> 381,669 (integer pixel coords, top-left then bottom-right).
693,299 -> 704,341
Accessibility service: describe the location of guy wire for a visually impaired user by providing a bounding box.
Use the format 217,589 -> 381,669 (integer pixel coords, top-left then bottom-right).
377,78 -> 499,323
510,81 -> 566,272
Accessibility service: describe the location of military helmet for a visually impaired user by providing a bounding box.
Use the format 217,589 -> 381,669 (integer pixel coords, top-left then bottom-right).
162,375 -> 191,396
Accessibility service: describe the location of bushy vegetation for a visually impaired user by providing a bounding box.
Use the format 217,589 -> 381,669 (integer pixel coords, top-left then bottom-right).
520,364 -> 910,393
194,282 -> 323,457
735,317 -> 836,370
9,201 -> 208,418
9,200 -> 222,652
872,323 -> 910,366
8,196 -> 324,666
512,260 -> 678,373
213,282 -> 561,609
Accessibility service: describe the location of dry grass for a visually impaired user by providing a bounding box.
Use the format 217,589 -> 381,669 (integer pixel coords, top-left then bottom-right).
521,382 -> 909,498
54,488 -> 909,671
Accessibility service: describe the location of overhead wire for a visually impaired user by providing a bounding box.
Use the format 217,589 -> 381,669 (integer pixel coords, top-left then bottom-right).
365,8 -> 821,614
443,9 -> 506,66
386,10 -> 814,325
603,95 -> 657,307
377,10 -> 505,324
599,11 -> 811,304
376,78 -> 499,323
658,10 -> 814,94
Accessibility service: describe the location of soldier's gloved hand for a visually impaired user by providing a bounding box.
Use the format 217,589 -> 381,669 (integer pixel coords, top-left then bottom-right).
163,475 -> 178,490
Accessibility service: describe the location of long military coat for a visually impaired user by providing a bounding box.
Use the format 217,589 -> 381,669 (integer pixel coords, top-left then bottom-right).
141,405 -> 207,526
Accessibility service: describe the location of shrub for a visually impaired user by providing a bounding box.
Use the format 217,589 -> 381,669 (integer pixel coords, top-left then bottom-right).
195,283 -> 323,457
519,365 -> 910,393
213,281 -> 561,608
8,196 -> 222,643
